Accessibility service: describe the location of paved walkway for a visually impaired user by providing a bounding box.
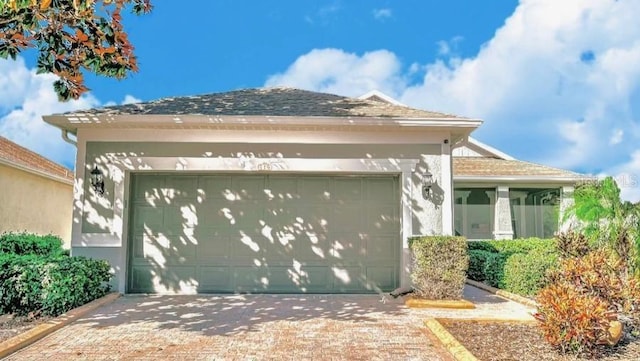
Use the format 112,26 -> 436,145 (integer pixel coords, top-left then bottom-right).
6,285 -> 534,360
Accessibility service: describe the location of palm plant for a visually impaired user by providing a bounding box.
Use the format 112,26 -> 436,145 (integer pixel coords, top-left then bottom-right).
566,177 -> 640,276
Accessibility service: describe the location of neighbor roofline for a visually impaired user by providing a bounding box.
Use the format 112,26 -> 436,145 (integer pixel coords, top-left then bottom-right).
0,157 -> 74,185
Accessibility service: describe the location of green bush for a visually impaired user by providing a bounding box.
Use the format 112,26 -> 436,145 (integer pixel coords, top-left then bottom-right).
466,238 -> 557,291
467,250 -> 492,282
502,247 -> 559,296
468,238 -> 554,254
0,232 -> 64,256
483,252 -> 510,288
0,254 -> 111,316
409,236 -> 468,300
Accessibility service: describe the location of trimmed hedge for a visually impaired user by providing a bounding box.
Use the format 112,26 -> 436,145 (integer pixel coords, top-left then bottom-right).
467,238 -> 558,296
0,232 -> 64,256
467,238 -> 555,254
502,247 -> 558,296
409,236 -> 468,300
0,254 -> 112,317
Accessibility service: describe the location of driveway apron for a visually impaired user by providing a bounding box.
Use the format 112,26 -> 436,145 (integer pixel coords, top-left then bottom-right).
6,294 -> 453,361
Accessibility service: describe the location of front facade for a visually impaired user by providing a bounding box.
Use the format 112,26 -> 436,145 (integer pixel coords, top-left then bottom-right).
44,88 -> 578,294
0,136 -> 74,246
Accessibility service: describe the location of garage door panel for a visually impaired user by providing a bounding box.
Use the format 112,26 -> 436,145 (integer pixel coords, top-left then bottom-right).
199,176 -> 232,200
366,266 -> 396,290
265,176 -> 299,201
133,177 -> 166,204
331,266 -> 364,291
333,178 -> 362,202
164,176 -> 198,201
365,236 -> 396,262
129,174 -> 399,294
232,177 -> 266,201
331,206 -> 363,232
197,235 -> 230,259
133,207 -> 163,233
329,236 -> 364,261
293,237 -> 329,261
198,266 -> 231,292
298,177 -> 332,202
366,178 -> 397,201
365,206 -> 399,233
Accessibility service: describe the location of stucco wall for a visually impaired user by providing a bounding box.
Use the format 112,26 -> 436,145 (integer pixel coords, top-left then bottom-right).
72,131 -> 452,293
0,164 -> 73,247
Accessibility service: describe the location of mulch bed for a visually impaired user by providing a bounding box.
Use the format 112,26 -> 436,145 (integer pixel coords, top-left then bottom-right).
440,319 -> 640,361
0,314 -> 50,344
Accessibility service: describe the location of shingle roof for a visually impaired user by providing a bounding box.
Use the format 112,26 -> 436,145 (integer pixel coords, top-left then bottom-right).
0,137 -> 74,182
453,157 -> 581,178
62,87 -> 466,119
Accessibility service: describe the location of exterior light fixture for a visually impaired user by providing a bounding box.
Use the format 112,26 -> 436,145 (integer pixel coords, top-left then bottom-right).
422,170 -> 434,197
90,166 -> 105,196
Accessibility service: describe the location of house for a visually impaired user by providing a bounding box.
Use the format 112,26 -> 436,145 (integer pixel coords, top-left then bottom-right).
43,87 -> 582,294
0,136 -> 74,246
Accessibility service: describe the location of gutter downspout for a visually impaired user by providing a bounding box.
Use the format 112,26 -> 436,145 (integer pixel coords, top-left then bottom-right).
61,129 -> 77,146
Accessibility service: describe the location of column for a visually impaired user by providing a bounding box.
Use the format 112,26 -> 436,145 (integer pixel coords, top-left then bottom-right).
493,185 -> 514,240
559,186 -> 575,231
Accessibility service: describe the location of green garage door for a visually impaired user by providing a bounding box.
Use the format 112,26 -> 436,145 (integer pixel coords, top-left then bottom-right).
128,174 -> 400,293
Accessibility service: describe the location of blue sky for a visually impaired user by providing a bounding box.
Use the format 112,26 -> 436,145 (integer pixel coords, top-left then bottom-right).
1,0 -> 640,200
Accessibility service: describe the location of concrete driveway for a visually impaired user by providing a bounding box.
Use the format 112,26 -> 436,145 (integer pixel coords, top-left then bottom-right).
6,294 -> 453,360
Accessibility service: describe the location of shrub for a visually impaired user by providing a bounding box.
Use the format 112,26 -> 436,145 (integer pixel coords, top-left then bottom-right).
409,236 -> 468,300
502,247 -> 558,296
483,252 -> 510,288
466,238 -> 557,291
468,238 -> 554,254
0,254 -> 111,316
0,232 -> 64,256
555,231 -> 591,259
467,250 -> 492,282
535,282 -> 614,356
535,250 -> 640,356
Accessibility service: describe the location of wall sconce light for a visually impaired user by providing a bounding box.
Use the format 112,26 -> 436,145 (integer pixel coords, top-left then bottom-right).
90,166 -> 105,196
422,170 -> 434,197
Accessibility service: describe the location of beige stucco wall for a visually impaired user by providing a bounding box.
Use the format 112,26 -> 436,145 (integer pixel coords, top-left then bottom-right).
0,163 -> 73,247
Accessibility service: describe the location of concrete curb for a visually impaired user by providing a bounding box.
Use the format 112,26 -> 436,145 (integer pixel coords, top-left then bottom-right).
465,279 -> 538,308
424,318 -> 478,361
406,297 -> 475,309
0,292 -> 121,359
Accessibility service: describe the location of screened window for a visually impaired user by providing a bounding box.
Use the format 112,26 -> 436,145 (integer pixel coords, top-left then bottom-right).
509,188 -> 560,238
454,188 -> 495,240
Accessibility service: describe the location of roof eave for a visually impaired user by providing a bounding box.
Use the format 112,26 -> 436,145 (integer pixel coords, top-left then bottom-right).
453,175 -> 589,183
43,114 -> 483,134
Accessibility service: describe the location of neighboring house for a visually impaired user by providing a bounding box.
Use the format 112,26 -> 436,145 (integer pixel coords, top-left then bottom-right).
0,136 -> 74,246
43,87 -> 582,294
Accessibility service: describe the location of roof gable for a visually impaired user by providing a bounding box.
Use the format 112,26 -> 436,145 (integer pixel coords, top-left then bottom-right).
0,137 -> 73,183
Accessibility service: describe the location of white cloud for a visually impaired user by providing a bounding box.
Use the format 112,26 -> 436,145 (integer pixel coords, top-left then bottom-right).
265,48 -> 407,97
267,0 -> 640,201
373,8 -> 392,20
122,95 -> 142,105
0,57 -> 139,170
609,129 -> 624,145
437,36 -> 463,56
